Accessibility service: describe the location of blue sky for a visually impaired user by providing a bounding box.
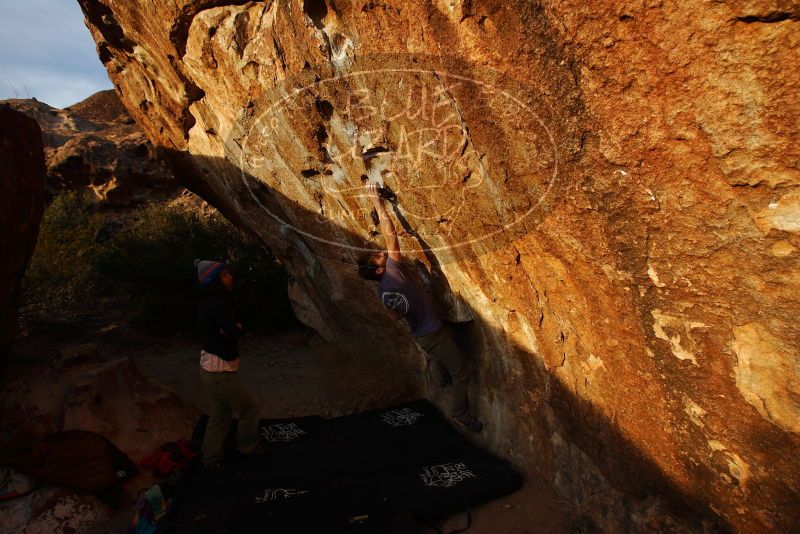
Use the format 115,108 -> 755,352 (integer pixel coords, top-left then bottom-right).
0,0 -> 112,108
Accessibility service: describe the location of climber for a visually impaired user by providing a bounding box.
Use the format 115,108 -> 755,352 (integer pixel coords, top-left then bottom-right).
194,259 -> 262,468
357,182 -> 483,433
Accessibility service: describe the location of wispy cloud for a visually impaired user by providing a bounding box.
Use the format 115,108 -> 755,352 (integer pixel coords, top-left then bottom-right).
0,0 -> 112,108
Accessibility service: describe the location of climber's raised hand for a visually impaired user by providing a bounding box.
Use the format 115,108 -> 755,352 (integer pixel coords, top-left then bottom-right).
366,180 -> 382,209
366,181 -> 401,261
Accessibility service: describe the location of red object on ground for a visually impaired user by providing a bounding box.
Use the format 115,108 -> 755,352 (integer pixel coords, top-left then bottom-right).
140,440 -> 200,478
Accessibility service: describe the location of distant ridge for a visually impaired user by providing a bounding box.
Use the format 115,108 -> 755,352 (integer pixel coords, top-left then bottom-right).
65,89 -> 130,124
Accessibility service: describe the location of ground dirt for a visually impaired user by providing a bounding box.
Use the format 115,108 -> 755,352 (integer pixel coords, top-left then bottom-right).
6,321 -> 568,533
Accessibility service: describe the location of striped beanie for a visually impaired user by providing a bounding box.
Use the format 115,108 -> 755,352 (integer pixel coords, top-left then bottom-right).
194,259 -> 226,287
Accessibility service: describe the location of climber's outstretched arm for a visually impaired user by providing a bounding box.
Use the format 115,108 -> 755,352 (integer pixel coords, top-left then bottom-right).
366,181 -> 401,261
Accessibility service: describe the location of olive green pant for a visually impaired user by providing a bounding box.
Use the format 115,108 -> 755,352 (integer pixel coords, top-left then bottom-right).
200,369 -> 260,466
415,326 -> 471,420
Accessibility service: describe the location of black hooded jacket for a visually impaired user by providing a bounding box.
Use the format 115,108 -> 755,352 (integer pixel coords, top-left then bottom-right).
197,294 -> 240,361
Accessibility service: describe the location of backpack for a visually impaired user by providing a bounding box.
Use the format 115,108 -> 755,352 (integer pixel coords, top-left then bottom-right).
0,430 -> 136,493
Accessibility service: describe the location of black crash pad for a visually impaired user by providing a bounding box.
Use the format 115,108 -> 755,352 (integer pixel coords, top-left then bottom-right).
167,400 -> 521,533
330,400 -> 480,475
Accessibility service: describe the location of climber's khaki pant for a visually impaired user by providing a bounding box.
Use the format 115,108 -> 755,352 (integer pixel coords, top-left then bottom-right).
415,326 -> 471,420
200,369 -> 260,466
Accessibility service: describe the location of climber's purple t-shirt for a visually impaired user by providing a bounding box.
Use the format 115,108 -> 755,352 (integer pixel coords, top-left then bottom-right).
378,258 -> 441,337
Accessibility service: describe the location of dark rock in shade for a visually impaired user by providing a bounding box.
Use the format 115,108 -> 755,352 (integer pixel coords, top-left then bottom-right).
0,347 -> 199,463
0,344 -> 199,532
0,487 -> 111,533
0,105 -> 46,377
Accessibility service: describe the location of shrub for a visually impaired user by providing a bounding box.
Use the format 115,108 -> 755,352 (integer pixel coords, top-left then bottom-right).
23,193 -> 296,336
23,191 -> 105,310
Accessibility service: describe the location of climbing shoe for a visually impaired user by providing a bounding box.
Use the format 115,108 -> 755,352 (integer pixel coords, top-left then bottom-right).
453,416 -> 484,433
438,367 -> 453,388
236,443 -> 269,457
250,443 -> 269,455
202,460 -> 225,473
426,358 -> 452,388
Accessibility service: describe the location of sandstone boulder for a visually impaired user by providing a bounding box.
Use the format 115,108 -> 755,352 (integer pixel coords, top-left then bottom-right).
0,105 -> 46,377
78,0 -> 800,530
0,487 -> 111,534
1,344 -> 199,463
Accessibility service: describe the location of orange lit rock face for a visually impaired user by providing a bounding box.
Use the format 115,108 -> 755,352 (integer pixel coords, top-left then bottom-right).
79,0 -> 800,530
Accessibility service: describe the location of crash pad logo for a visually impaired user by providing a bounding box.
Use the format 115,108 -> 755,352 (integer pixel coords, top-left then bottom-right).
232,55 -> 559,261
420,462 -> 476,488
254,488 -> 310,503
260,423 -> 306,442
380,408 -> 423,427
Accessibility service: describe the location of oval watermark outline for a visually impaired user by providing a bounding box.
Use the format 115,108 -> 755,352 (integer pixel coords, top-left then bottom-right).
236,67 -> 559,254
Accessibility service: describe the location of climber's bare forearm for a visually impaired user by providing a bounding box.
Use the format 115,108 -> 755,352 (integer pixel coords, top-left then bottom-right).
366,181 -> 401,260
376,204 -> 401,261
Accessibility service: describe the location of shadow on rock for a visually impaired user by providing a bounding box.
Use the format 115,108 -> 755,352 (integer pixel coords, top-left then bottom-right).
156,151 -> 744,532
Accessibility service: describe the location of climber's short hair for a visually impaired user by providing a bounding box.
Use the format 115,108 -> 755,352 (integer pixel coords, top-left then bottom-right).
357,252 -> 383,281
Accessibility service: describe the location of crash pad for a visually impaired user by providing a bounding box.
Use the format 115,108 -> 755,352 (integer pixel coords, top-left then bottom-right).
166,400 -> 521,533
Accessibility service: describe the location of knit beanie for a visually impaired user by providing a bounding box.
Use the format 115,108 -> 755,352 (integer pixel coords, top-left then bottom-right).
194,258 -> 226,287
